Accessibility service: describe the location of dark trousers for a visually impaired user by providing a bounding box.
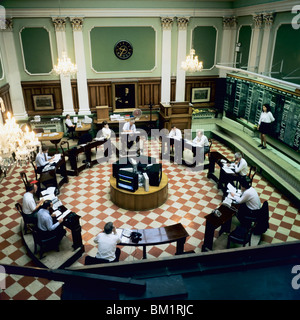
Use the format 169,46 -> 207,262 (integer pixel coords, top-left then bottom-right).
38,224 -> 66,242
85,248 -> 121,265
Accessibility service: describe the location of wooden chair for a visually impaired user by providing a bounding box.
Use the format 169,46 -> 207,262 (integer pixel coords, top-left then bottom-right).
32,227 -> 60,259
65,123 -> 75,140
15,203 -> 35,235
33,128 -> 44,134
227,223 -> 257,248
246,165 -> 257,187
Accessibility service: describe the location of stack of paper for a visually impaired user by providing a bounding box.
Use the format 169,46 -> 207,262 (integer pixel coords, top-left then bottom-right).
222,166 -> 234,174
41,186 -> 56,197
52,154 -> 61,164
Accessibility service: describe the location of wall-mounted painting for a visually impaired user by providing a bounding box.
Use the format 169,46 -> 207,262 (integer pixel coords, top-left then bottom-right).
112,82 -> 138,112
32,94 -> 55,111
191,87 -> 211,103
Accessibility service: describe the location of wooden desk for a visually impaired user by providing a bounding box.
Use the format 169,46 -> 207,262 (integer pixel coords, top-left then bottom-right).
75,123 -> 92,136
110,172 -> 168,211
117,223 -> 189,259
57,205 -> 83,251
94,114 -> 159,135
202,204 -> 237,252
37,132 -> 64,153
207,151 -> 229,185
62,138 -> 107,176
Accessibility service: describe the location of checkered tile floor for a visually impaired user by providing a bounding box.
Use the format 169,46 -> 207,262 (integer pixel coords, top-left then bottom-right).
0,138 -> 299,300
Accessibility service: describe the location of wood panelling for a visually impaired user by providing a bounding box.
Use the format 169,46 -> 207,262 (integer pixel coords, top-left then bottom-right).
185,76 -> 218,108
20,76 -> 219,117
0,83 -> 12,121
21,81 -> 63,116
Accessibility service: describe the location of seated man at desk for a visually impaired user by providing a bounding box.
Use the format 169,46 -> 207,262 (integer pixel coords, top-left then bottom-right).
35,146 -> 59,190
168,125 -> 182,163
192,129 -> 210,155
230,179 -> 261,225
102,121 -> 112,158
220,152 -> 248,188
22,184 -> 44,224
85,222 -> 121,265
35,145 -> 55,174
65,114 -> 76,139
122,119 -> 139,152
37,200 -> 66,241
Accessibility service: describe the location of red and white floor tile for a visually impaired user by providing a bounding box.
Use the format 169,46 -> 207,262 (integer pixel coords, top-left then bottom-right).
0,138 -> 299,300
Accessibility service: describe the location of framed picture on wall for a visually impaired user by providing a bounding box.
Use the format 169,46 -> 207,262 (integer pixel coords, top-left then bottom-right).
191,87 -> 211,103
112,82 -> 138,113
32,94 -> 55,111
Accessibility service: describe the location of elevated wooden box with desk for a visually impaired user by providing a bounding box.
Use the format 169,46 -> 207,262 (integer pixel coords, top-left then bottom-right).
159,101 -> 193,132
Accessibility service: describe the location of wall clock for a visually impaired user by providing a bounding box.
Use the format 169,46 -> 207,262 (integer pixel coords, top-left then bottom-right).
114,40 -> 133,60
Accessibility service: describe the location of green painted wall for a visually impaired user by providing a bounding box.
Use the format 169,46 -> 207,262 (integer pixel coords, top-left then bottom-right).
83,17 -> 162,79
90,26 -> 155,72
193,26 -> 217,70
272,24 -> 300,85
186,17 -> 222,76
12,18 -> 59,81
20,27 -> 53,74
236,25 -> 251,68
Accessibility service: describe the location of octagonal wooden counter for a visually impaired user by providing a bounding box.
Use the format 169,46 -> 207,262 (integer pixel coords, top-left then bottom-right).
110,172 -> 168,211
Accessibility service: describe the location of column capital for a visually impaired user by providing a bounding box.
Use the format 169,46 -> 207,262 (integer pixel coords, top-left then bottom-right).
1,19 -> 13,31
176,17 -> 189,30
222,16 -> 237,30
263,13 -> 274,28
52,17 -> 67,31
70,17 -> 84,31
161,17 -> 174,30
252,13 -> 263,29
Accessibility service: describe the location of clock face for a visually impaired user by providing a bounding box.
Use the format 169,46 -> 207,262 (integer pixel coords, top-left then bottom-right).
114,40 -> 133,60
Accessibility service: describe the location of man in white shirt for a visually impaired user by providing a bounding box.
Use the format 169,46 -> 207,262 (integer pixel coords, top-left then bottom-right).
230,179 -> 261,225
192,130 -> 210,153
93,222 -> 121,262
169,125 -> 182,139
233,152 -> 248,176
122,119 -> 138,153
101,121 -> 112,158
22,184 -> 44,223
65,114 -> 76,139
166,125 -> 182,163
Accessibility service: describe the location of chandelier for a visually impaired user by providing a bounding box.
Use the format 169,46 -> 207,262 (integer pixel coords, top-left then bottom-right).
181,49 -> 203,73
53,51 -> 77,77
0,112 -> 40,175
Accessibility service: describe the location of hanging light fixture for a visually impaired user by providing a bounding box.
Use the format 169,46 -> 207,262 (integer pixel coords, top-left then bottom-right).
181,1 -> 203,73
53,0 -> 77,77
0,111 -> 40,175
54,51 -> 77,77
181,49 -> 203,72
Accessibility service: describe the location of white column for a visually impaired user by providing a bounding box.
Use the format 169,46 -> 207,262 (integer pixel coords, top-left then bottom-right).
0,19 -> 27,120
160,17 -> 174,104
258,13 -> 274,75
248,14 -> 264,73
175,17 -> 189,102
70,17 -> 90,116
52,17 -> 75,116
219,16 -> 238,78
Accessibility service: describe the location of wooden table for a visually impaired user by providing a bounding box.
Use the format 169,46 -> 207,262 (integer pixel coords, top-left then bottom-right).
117,223 -> 189,259
75,123 -> 92,136
202,204 -> 238,252
110,172 -> 168,211
37,132 -> 64,153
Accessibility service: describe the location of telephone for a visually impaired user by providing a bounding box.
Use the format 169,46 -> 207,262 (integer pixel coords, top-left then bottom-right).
130,231 -> 142,243
213,209 -> 222,218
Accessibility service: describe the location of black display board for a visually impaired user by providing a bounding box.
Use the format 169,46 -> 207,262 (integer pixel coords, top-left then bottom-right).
224,75 -> 300,151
